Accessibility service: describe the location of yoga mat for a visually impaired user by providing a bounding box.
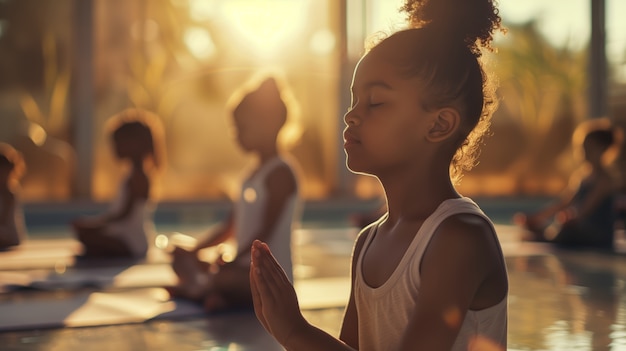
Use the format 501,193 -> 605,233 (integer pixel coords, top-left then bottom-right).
0,239 -> 81,271
0,287 -> 206,332
0,238 -> 171,271
0,263 -> 351,309
0,263 -> 179,292
0,274 -> 350,332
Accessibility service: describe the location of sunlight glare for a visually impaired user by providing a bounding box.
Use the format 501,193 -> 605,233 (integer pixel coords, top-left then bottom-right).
221,0 -> 309,57
184,27 -> 216,60
309,29 -> 336,55
154,234 -> 169,250
189,0 -> 218,21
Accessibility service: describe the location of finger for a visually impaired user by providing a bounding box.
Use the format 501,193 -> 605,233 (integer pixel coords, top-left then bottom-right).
249,260 -> 269,329
259,242 -> 291,288
251,243 -> 280,303
255,243 -> 283,290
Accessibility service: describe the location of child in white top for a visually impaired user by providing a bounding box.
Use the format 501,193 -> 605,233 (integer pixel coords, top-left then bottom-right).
0,143 -> 27,249
249,0 -> 509,350
168,75 -> 302,313
72,109 -> 164,259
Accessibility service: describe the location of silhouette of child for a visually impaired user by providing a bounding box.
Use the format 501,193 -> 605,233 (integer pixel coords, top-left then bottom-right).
72,109 -> 165,259
249,0 -> 509,350
0,143 -> 27,249
515,118 -> 623,250
168,75 -> 302,313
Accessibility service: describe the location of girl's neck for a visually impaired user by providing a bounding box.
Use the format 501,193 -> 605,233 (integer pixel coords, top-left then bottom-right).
379,165 -> 459,223
255,146 -> 279,164
129,158 -> 145,172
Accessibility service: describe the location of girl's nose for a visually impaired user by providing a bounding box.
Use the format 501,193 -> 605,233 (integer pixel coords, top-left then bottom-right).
343,108 -> 359,126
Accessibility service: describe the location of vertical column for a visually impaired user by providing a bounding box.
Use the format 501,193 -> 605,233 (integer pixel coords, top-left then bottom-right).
70,0 -> 94,199
335,0 -> 364,197
590,0 -> 607,118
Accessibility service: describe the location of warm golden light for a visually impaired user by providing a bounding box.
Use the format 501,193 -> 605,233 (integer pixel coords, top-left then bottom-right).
222,0 -> 309,57
442,306 -> 462,328
184,27 -> 216,60
309,29 -> 336,55
154,234 -> 169,250
243,187 -> 257,203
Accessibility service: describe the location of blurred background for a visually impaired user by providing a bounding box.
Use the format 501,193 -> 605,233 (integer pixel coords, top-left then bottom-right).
0,0 -> 625,209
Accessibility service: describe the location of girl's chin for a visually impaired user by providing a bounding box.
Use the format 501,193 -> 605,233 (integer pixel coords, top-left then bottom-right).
345,161 -> 370,175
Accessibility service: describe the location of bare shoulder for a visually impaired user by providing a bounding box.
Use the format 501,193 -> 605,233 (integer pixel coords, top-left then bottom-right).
435,213 -> 497,248
425,213 -> 503,276
265,161 -> 297,189
422,213 -> 507,308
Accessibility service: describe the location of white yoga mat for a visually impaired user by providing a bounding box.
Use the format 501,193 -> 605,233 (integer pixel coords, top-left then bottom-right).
0,288 -> 207,332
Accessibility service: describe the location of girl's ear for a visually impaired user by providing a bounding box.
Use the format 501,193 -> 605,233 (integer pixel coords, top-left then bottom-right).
426,108 -> 461,142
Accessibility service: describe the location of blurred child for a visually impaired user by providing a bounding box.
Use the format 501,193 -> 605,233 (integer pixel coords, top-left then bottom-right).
167,75 -> 302,313
72,109 -> 164,259
249,0 -> 509,350
0,143 -> 27,249
515,118 -> 623,250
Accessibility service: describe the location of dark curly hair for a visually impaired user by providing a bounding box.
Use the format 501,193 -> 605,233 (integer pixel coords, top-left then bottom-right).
106,108 -> 165,170
371,0 -> 505,183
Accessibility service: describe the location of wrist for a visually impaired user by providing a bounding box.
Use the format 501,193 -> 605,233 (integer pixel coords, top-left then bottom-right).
283,316 -> 311,351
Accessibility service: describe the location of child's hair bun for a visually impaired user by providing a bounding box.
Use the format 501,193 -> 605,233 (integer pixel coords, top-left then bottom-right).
401,0 -> 503,55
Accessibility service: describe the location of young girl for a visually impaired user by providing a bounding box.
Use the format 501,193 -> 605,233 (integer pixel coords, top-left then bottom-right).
0,143 -> 27,249
168,75 -> 302,312
72,108 -> 164,259
515,118 -> 622,250
249,0 -> 508,350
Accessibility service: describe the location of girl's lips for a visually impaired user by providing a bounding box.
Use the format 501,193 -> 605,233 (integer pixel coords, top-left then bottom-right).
343,132 -> 360,147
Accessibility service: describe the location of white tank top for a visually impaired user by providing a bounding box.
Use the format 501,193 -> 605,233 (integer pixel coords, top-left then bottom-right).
234,156 -> 300,282
102,177 -> 155,258
355,197 -> 507,351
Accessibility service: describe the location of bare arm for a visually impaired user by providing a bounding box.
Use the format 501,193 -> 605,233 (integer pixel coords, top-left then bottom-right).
105,169 -> 149,222
73,169 -> 149,229
572,172 -> 615,220
398,214 -> 506,350
193,211 -> 235,252
339,226 -> 372,348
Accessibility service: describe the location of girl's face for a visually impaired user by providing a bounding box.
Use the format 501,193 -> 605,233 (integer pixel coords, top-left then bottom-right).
343,43 -> 438,177
113,134 -> 147,161
232,100 -> 279,152
582,138 -> 605,164
233,104 -> 260,151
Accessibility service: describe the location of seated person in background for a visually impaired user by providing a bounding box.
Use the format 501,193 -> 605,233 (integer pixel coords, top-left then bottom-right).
0,143 -> 27,249
515,118 -> 623,250
167,74 -> 302,313
72,109 -> 165,259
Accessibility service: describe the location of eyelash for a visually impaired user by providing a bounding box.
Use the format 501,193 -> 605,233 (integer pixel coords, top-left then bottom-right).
347,98 -> 383,111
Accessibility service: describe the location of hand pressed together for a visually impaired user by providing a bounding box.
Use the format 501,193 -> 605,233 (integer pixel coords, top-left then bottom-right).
250,240 -> 308,348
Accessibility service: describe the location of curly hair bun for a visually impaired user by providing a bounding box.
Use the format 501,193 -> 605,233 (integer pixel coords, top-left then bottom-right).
401,0 -> 503,55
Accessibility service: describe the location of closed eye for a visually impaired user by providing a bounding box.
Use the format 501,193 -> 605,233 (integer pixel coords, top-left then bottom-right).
369,102 -> 384,108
